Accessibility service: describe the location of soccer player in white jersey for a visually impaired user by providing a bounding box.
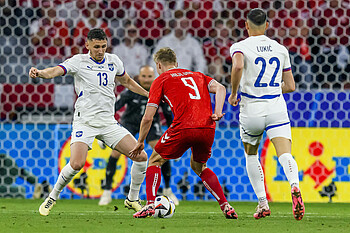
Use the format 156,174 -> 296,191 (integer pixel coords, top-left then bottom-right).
29,29 -> 149,216
228,9 -> 305,221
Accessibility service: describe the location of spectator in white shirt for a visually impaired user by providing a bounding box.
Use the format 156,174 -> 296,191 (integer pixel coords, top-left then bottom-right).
152,16 -> 207,74
112,24 -> 149,78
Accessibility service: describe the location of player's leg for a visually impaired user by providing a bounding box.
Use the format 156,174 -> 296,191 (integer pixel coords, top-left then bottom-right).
39,142 -> 89,216
134,128 -> 184,218
148,139 -> 179,205
267,112 -> 304,220
243,142 -> 271,219
133,151 -> 167,218
99,150 -> 121,206
113,134 -> 148,211
191,128 -> 238,219
240,115 -> 270,219
271,137 -> 304,220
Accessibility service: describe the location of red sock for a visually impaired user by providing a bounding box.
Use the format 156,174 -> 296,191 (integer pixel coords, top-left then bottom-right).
146,165 -> 161,204
200,168 -> 228,210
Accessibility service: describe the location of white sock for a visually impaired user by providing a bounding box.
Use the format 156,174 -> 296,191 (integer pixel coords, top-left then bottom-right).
49,163 -> 79,200
245,153 -> 267,200
128,161 -> 147,201
278,153 -> 299,188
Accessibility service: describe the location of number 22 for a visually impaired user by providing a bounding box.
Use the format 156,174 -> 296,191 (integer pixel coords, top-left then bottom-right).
254,57 -> 280,87
181,77 -> 201,100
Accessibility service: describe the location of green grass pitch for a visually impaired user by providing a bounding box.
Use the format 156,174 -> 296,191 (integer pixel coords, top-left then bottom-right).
0,199 -> 349,233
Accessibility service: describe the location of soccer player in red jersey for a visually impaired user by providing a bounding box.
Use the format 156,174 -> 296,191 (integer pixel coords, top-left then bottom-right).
130,47 -> 238,219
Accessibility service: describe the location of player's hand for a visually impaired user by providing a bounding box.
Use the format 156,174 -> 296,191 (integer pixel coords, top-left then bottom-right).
228,93 -> 240,106
211,113 -> 225,121
29,67 -> 40,79
129,142 -> 145,159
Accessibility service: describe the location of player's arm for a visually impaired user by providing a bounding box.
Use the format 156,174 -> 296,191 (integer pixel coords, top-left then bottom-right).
115,73 -> 149,98
281,70 -> 295,93
209,80 -> 226,121
228,52 -> 244,106
29,66 -> 64,79
129,106 -> 157,158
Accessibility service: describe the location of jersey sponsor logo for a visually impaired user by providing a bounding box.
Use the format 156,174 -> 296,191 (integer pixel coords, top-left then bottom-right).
262,128 -> 350,202
108,63 -> 114,71
76,131 -> 83,137
58,138 -> 128,198
161,133 -> 170,143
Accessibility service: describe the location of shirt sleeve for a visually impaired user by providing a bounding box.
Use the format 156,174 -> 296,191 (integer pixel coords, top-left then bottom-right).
58,55 -> 80,75
229,43 -> 244,58
113,54 -> 126,76
147,75 -> 164,108
282,46 -> 292,72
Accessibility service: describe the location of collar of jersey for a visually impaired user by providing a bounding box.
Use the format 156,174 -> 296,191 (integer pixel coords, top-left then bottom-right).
89,56 -> 106,64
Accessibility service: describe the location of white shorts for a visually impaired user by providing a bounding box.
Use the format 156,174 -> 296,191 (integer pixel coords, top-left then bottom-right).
239,111 -> 291,145
71,121 -> 131,150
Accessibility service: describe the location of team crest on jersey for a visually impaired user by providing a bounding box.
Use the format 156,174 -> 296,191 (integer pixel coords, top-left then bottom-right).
108,63 -> 114,71
58,138 -> 128,198
262,128 -> 350,203
76,131 -> 83,137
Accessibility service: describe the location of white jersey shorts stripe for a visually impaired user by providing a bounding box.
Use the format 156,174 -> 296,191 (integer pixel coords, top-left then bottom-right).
239,111 -> 291,145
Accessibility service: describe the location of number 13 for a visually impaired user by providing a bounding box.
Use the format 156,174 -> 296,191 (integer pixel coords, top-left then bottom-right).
181,77 -> 201,100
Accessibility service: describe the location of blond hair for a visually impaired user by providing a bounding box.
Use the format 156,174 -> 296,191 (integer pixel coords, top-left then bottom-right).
153,47 -> 177,65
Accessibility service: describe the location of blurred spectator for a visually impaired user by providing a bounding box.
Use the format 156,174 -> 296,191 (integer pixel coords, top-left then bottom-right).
112,24 -> 149,79
152,11 -> 206,73
71,0 -> 112,55
203,20 -> 237,86
29,0 -> 70,65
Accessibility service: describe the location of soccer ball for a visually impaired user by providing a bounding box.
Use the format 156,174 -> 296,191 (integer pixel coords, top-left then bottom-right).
153,195 -> 176,218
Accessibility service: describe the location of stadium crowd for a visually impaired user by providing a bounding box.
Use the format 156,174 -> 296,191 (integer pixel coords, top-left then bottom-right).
1,0 -> 350,122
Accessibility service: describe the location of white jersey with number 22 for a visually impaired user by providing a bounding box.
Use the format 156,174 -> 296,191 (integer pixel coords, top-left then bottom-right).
230,35 -> 292,117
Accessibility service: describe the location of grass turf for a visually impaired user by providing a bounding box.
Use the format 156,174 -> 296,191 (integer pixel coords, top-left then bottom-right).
0,199 -> 349,233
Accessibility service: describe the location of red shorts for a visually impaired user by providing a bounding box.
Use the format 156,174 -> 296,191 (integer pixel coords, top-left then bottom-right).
154,127 -> 215,163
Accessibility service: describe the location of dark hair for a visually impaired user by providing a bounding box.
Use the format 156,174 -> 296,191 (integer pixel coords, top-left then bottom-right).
87,28 -> 107,41
247,8 -> 267,26
153,47 -> 177,65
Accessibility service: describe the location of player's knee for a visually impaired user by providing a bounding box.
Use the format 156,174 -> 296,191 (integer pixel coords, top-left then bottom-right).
190,161 -> 205,176
133,151 -> 148,162
70,160 -> 84,170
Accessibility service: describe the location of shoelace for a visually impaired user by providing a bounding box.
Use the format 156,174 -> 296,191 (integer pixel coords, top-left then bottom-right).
45,199 -> 53,208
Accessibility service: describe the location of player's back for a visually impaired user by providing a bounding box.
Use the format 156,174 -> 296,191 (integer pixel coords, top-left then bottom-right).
150,68 -> 215,129
230,35 -> 291,116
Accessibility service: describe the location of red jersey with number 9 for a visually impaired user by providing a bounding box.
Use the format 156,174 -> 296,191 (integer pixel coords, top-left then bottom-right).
147,68 -> 215,130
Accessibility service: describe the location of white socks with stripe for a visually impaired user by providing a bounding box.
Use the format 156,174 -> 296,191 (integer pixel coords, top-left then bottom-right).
278,153 -> 300,188
245,153 -> 267,202
128,161 -> 147,201
49,163 -> 79,200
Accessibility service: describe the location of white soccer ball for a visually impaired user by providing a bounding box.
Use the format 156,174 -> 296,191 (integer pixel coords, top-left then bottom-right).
153,195 -> 176,218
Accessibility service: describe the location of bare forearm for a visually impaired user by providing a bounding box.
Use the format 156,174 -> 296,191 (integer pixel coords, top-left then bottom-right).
138,117 -> 153,143
38,67 -> 62,79
215,86 -> 226,114
127,78 -> 149,97
29,66 -> 64,80
117,75 -> 149,97
231,68 -> 242,94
